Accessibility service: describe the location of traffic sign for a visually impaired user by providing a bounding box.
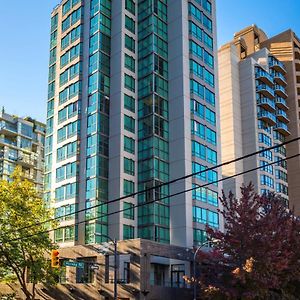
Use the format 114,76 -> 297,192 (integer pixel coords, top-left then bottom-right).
90,264 -> 99,270
63,261 -> 85,269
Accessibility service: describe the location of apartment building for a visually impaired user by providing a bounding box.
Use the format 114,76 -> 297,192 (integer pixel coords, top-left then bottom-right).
0,109 -> 45,191
45,0 -> 222,251
260,30 -> 300,215
219,25 -> 289,201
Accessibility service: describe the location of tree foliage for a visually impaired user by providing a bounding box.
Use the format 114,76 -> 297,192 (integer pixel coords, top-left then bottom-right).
198,184 -> 300,300
0,168 -> 58,300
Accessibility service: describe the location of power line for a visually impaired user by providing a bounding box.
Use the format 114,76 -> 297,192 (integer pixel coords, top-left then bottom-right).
3,136 -> 299,237
3,136 -> 300,236
3,151 -> 299,244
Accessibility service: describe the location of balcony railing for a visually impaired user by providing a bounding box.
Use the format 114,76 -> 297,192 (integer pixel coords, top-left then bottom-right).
255,69 -> 273,85
150,279 -> 189,289
274,122 -> 290,136
273,72 -> 287,86
275,97 -> 288,110
274,85 -> 288,98
17,156 -> 36,167
21,172 -> 34,181
257,97 -> 276,111
256,84 -> 275,98
276,109 -> 289,123
269,57 -> 286,73
0,138 -> 17,146
257,109 -> 276,126
0,122 -> 18,136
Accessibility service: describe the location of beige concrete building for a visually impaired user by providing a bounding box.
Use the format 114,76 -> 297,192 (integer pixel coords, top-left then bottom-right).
219,25 -> 290,201
260,30 -> 300,215
0,109 -> 45,192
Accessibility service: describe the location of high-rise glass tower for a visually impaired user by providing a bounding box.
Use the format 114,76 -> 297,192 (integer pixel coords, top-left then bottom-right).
46,0 -> 222,248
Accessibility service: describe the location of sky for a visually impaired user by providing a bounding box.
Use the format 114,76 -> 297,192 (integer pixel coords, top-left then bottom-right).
0,0 -> 299,123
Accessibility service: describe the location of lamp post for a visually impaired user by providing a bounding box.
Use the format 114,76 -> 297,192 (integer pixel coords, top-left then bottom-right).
193,239 -> 220,300
95,233 -> 118,300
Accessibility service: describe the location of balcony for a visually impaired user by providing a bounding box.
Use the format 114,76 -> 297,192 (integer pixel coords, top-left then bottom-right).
257,97 -> 276,112
257,109 -> 276,126
274,122 -> 290,136
273,72 -> 287,86
150,279 -> 188,289
256,84 -> 275,98
255,69 -> 273,85
20,172 -> 34,181
297,70 -> 300,82
276,109 -> 289,123
269,57 -> 286,74
0,122 -> 17,137
295,47 -> 300,60
0,138 -> 17,147
274,85 -> 288,98
275,97 -> 288,110
17,156 -> 36,167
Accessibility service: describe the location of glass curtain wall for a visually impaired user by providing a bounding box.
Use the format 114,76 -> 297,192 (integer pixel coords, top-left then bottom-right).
85,0 -> 112,244
137,0 -> 170,244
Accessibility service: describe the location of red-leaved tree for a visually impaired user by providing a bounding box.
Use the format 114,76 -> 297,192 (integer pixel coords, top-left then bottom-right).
197,184 -> 300,300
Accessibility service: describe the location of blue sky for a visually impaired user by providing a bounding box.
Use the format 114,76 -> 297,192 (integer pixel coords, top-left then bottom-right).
0,0 -> 299,122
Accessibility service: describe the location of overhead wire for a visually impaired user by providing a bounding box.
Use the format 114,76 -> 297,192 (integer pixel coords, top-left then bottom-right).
3,151 -> 299,244
2,136 -> 299,237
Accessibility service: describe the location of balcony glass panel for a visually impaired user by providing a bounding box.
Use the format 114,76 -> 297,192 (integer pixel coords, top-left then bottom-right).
257,97 -> 275,111
257,109 -> 276,124
275,97 -> 288,109
269,57 -> 286,73
256,84 -> 275,97
0,121 -> 17,133
255,68 -> 273,84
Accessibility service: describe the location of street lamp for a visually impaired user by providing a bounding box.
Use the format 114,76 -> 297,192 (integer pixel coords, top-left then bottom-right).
193,239 -> 220,300
94,233 -> 118,300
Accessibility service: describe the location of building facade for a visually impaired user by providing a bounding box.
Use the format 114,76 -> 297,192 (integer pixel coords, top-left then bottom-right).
219,25 -> 289,201
0,109 -> 45,191
0,239 -> 196,300
260,30 -> 300,215
46,0 -> 222,249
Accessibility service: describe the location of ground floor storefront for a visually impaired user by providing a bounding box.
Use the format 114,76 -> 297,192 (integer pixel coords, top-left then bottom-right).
0,239 -> 195,300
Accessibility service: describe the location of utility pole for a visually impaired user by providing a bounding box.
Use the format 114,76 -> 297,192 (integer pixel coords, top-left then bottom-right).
193,239 -> 220,300
95,233 -> 118,300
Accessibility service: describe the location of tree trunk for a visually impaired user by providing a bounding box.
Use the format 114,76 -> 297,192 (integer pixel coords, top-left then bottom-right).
20,271 -> 33,300
1,251 -> 33,299
20,285 -> 33,300
32,282 -> 36,300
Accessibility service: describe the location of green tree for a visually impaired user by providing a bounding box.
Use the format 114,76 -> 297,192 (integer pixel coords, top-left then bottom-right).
0,168 -> 58,300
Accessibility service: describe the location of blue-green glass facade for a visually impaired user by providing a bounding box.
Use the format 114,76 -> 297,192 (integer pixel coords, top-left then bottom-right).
85,0 -> 112,244
188,0 -> 220,246
137,0 -> 170,243
47,0 -> 221,247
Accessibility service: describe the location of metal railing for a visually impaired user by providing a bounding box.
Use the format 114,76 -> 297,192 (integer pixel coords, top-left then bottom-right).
256,84 -> 275,97
255,69 -> 273,83
257,110 -> 276,123
257,97 -> 276,110
150,279 -> 188,289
